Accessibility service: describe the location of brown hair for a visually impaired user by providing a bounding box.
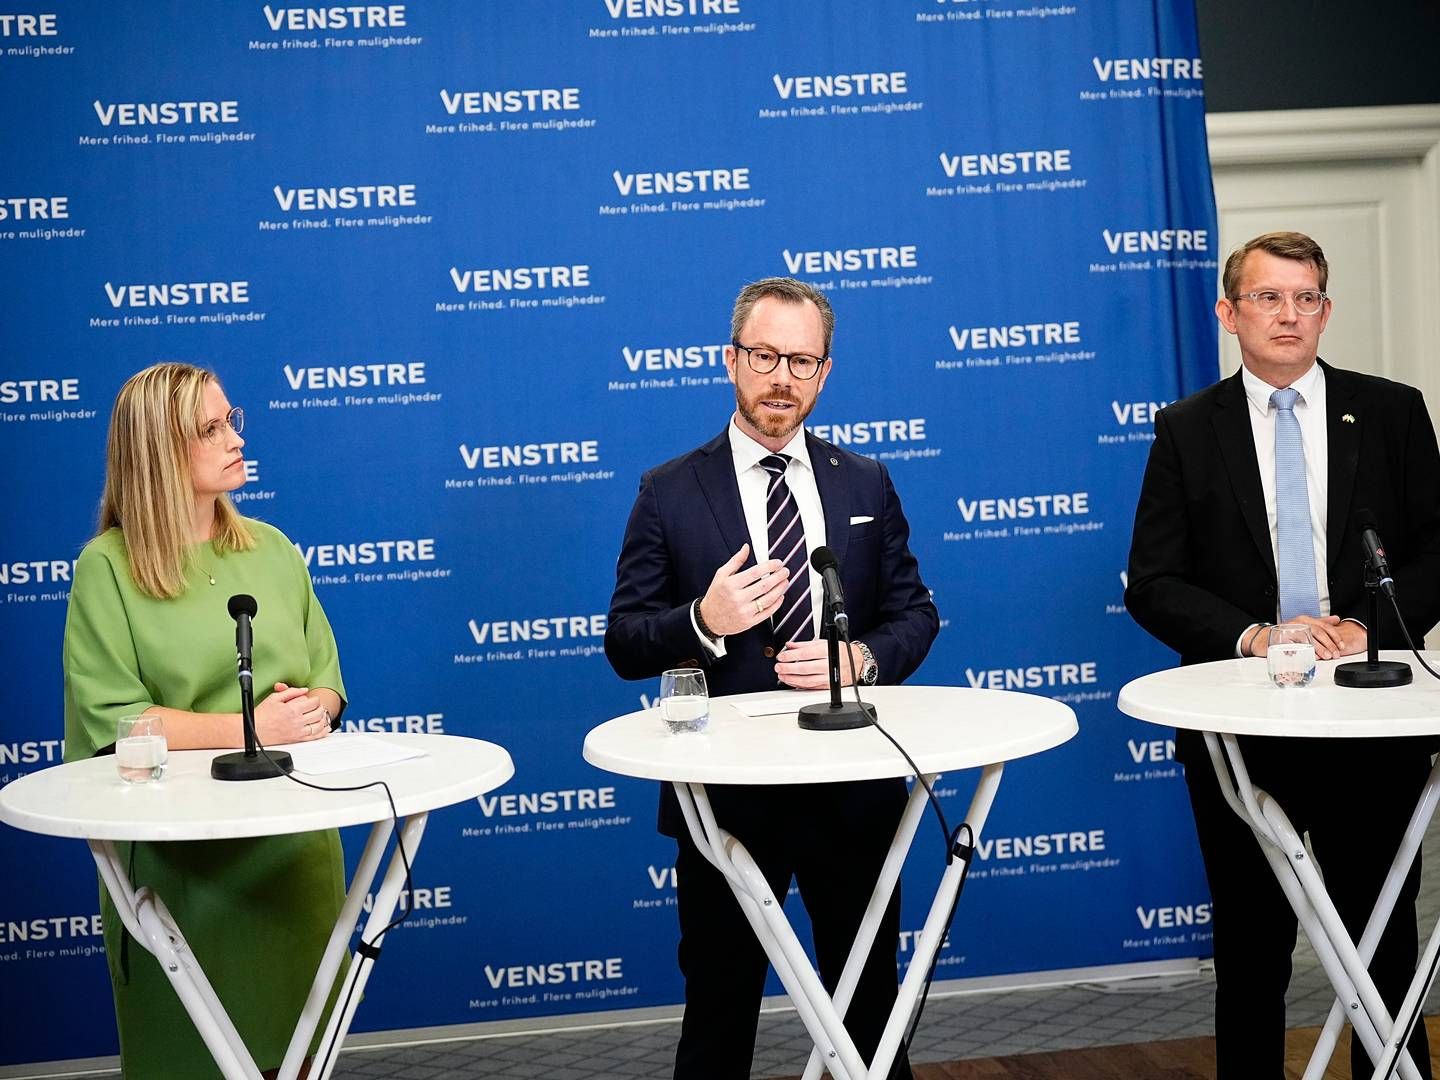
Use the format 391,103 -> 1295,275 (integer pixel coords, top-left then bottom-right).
98,362 -> 253,599
1222,231 -> 1329,298
730,277 -> 836,357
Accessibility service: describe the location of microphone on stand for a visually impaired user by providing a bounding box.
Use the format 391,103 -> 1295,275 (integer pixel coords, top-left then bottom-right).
212,593 -> 295,779
798,547 -> 877,731
1335,510 -> 1412,688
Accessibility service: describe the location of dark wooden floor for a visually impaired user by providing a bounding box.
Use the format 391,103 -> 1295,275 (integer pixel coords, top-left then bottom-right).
785,1017 -> 1440,1079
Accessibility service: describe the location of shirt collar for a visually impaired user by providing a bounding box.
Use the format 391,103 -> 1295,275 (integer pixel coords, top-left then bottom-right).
1241,360 -> 1325,415
727,416 -> 812,473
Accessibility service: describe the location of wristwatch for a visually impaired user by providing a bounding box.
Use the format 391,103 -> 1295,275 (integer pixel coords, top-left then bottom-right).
854,641 -> 878,685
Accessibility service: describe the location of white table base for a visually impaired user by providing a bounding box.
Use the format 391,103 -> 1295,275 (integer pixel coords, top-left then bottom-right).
91,813 -> 428,1080
673,765 -> 1002,1080
1206,733 -> 1440,1080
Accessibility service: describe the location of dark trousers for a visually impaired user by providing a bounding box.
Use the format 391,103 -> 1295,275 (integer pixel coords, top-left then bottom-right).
1180,729 -> 1433,1079
671,779 -> 913,1080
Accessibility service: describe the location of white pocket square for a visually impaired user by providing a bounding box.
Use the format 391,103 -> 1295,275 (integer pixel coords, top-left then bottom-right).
849,515 -> 874,525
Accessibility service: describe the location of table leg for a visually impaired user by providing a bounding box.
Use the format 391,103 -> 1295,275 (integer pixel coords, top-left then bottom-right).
870,764 -> 1004,1079
676,783 -> 868,1080
90,841 -> 264,1080
276,819 -> 395,1080
1206,734 -> 1425,1080
311,812 -> 428,1080
800,776 -> 933,1080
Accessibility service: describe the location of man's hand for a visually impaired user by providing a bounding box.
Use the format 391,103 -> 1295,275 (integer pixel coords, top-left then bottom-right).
775,639 -> 865,690
698,544 -> 789,637
1251,615 -> 1367,661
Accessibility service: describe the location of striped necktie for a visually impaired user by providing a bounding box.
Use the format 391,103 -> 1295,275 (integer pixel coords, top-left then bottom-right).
760,453 -> 815,643
1271,387 -> 1321,621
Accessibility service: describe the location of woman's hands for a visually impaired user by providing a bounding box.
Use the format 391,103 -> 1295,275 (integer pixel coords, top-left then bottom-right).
253,682 -> 331,744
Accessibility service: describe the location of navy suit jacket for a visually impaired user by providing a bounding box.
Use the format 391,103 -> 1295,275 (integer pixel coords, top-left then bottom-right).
605,427 -> 940,833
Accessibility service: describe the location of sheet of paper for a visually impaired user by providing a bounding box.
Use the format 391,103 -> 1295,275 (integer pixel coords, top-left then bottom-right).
728,691 -> 834,717
268,734 -> 429,775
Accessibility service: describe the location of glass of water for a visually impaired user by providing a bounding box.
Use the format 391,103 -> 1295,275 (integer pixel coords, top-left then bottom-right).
659,668 -> 709,734
116,713 -> 168,784
1268,624 -> 1317,688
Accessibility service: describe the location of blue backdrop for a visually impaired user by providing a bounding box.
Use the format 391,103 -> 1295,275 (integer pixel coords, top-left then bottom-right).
0,0 -> 1218,1067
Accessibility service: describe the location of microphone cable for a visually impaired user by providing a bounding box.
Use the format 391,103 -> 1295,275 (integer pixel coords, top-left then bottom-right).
1376,591 -> 1440,1079
835,625 -> 976,1062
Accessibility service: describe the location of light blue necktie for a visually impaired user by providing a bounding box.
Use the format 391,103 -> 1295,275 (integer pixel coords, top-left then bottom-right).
1271,387 -> 1320,621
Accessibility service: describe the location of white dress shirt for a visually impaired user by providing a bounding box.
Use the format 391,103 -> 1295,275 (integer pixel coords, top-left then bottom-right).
1236,361 -> 1337,653
692,418 -> 826,655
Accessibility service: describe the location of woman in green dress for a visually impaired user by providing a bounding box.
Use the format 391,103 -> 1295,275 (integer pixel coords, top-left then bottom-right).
63,362 -> 348,1079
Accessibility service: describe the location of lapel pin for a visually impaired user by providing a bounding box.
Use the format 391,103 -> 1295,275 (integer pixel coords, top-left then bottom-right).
829,456 -> 839,466
1342,413 -> 1356,424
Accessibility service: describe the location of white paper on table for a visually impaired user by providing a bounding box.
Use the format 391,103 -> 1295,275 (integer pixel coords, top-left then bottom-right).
728,691 -> 834,717
269,734 -> 428,775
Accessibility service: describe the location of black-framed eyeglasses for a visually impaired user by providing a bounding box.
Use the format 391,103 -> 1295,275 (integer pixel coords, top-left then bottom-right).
1231,289 -> 1329,316
198,407 -> 244,444
732,342 -> 829,381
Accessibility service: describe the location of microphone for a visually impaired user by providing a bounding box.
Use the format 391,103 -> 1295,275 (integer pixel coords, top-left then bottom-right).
810,546 -> 848,633
228,593 -> 257,682
213,593 -> 294,780
1355,509 -> 1396,600
1335,509 -> 1412,688
797,546 -> 875,731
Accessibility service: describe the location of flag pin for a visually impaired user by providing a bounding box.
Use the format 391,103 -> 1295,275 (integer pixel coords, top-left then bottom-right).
1342,413 -> 1356,423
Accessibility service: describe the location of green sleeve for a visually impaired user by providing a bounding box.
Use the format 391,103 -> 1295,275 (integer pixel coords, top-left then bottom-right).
63,543 -> 155,761
290,540 -> 346,718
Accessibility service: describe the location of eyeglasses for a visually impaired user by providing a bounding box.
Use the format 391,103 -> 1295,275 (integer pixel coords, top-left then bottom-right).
732,343 -> 829,381
1231,290 -> 1329,316
198,407 -> 244,444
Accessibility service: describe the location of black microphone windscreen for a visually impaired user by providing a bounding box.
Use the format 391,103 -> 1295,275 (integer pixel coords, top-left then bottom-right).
1355,508 -> 1379,531
228,593 -> 258,620
810,546 -> 839,572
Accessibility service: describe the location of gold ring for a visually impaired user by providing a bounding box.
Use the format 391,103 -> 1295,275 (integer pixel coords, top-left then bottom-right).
755,598 -> 764,615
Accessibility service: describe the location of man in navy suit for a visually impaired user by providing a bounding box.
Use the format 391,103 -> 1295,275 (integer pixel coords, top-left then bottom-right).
605,277 -> 938,1079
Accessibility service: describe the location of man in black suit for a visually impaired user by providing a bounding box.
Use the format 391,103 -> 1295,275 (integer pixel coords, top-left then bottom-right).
605,276 -> 938,1079
1126,231 -> 1440,1077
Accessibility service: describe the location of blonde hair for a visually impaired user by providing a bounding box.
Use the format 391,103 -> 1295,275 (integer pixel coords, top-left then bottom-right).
731,277 -> 836,358
98,362 -> 253,599
1222,231 -> 1329,298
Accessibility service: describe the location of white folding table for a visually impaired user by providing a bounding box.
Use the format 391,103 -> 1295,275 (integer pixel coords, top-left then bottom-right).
0,732 -> 514,1080
1119,653 -> 1440,1080
583,684 -> 1077,1080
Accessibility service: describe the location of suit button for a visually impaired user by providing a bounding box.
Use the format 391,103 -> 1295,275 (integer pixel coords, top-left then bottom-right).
762,646 -> 776,658
1264,585 -> 1276,597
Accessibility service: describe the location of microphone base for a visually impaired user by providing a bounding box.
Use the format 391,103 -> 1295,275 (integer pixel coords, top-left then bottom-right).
798,701 -> 877,731
211,750 -> 293,781
1335,660 -> 1413,688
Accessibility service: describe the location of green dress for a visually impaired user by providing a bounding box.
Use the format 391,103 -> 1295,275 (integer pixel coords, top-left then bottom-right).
63,520 -> 348,1078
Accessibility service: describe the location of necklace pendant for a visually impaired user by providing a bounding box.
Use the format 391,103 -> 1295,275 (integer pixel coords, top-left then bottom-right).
208,573 -> 216,586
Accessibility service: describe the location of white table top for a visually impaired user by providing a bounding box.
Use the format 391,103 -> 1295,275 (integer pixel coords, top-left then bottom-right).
0,733 -> 514,842
583,685 -> 1077,784
1118,652 -> 1440,738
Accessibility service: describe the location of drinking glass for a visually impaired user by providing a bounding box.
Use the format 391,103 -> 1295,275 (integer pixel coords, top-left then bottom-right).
1268,624 -> 1317,688
116,714 -> 168,784
659,668 -> 709,734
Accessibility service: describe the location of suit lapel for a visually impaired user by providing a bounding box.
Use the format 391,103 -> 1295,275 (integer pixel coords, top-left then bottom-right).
691,430 -> 752,561
1323,359 -> 1361,571
807,432 -> 851,566
1212,371 -> 1277,581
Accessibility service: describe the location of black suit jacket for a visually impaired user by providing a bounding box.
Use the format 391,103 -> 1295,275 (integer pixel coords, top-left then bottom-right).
606,427 -> 940,833
1126,359 -> 1440,667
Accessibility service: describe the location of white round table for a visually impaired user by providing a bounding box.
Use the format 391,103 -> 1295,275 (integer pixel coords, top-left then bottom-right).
585,685 -> 1077,1080
1119,654 -> 1440,1080
0,733 -> 514,1080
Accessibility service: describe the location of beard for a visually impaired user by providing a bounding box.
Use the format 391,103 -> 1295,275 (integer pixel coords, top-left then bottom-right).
734,382 -> 814,441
